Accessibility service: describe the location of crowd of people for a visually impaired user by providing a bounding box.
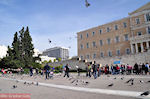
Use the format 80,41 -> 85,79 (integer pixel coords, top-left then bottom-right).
0,62 -> 150,80
85,61 -> 150,79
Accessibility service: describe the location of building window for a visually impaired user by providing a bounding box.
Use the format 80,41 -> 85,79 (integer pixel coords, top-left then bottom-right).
80,44 -> 83,49
108,51 -> 112,57
92,32 -> 95,36
81,56 -> 83,60
148,26 -> 150,34
80,34 -> 83,39
124,34 -> 128,41
99,40 -> 103,46
107,27 -> 110,32
137,32 -> 142,36
136,18 -> 140,24
146,13 -> 150,22
126,48 -> 130,54
115,36 -> 119,43
107,38 -> 111,45
86,33 -> 89,38
123,22 -> 127,28
99,29 -> 102,34
115,25 -> 118,30
86,43 -> 89,48
93,53 -> 96,59
100,52 -> 104,58
92,41 -> 96,47
86,54 -> 90,59
116,50 -> 120,56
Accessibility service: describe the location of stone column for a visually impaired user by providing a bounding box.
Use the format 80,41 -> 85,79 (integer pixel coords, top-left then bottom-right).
146,41 -> 149,49
140,42 -> 144,52
130,44 -> 134,54
135,43 -> 138,53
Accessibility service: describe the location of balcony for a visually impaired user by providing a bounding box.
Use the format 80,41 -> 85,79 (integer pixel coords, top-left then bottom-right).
130,34 -> 150,43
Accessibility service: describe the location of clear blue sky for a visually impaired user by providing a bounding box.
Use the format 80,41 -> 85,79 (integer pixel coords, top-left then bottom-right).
0,0 -> 149,57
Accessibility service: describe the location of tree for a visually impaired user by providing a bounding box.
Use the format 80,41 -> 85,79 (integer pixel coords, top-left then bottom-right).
12,32 -> 20,60
48,60 -> 52,63
23,27 -> 34,66
0,26 -> 41,69
54,59 -> 56,62
58,58 -> 61,62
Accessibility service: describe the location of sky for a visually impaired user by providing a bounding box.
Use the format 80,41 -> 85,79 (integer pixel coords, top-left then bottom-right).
0,0 -> 149,57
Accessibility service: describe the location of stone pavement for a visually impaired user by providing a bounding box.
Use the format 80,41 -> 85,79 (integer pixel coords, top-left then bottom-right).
0,73 -> 150,99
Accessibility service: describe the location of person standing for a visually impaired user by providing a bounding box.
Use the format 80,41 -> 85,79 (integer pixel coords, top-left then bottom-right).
134,63 -> 139,74
29,66 -> 33,76
44,63 -> 50,80
92,61 -> 97,79
64,64 -> 69,78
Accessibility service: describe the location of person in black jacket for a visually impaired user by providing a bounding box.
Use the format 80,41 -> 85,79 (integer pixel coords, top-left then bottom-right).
64,64 -> 69,78
44,63 -> 50,80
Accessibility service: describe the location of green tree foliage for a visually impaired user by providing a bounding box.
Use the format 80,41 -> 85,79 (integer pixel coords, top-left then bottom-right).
22,27 -> 34,66
58,58 -> 61,62
0,26 -> 41,69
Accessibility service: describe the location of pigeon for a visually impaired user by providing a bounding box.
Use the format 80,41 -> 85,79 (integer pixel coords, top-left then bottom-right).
16,80 -> 19,83
36,82 -> 39,86
131,80 -> 134,85
76,80 -> 78,83
141,91 -> 150,96
107,75 -> 110,77
108,83 -> 114,87
140,80 -> 144,83
24,82 -> 26,84
12,85 -> 17,89
147,80 -> 150,83
85,0 -> 90,7
71,79 -> 76,83
48,39 -> 51,43
85,81 -> 89,85
31,82 -> 34,84
121,77 -> 124,80
125,78 -> 133,83
114,77 -> 116,79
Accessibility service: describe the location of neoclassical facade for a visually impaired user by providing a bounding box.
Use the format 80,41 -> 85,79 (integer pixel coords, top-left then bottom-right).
77,2 -> 150,60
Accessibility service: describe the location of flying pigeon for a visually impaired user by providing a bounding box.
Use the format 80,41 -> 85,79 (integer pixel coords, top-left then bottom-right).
85,0 -> 90,7
108,83 -> 114,87
48,39 -> 51,43
141,91 -> 150,96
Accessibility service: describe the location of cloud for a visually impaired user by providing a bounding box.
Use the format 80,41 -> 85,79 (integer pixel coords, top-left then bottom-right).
0,45 -> 7,58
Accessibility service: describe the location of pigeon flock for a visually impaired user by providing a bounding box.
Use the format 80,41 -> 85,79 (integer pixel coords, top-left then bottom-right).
0,74 -> 150,98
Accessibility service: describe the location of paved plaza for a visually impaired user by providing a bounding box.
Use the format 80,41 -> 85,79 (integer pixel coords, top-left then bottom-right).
0,74 -> 150,99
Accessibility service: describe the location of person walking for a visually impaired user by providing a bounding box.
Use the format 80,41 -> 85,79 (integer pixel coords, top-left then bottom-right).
64,64 -> 69,78
44,63 -> 50,80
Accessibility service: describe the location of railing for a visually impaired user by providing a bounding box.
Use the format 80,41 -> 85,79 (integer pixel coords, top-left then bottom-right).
130,34 -> 150,42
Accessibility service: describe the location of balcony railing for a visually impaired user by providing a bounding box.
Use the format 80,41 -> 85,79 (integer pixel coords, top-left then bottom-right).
130,34 -> 150,43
